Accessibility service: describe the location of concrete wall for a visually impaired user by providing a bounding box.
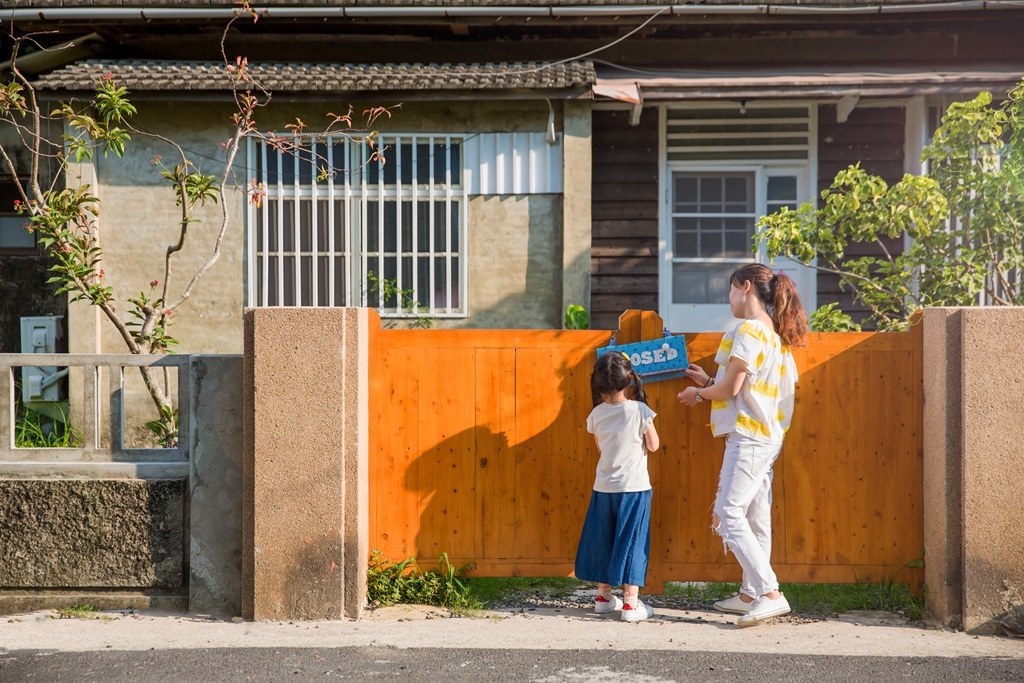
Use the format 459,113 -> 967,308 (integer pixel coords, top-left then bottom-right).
923,307 -> 1024,634
189,355 -> 245,616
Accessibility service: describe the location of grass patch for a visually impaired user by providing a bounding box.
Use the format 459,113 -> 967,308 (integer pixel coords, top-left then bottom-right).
663,581 -> 740,605
665,581 -> 925,620
15,407 -> 82,448
367,550 -> 481,614
780,582 -> 926,620
465,576 -> 590,606
55,604 -> 102,619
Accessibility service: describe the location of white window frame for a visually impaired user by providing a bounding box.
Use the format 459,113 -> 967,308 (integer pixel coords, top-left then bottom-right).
658,103 -> 818,332
245,133 -> 469,318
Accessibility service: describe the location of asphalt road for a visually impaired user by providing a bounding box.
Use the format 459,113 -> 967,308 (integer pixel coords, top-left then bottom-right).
3,647 -> 1024,683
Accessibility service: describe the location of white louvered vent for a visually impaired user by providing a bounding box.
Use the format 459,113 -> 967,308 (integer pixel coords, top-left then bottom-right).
463,132 -> 563,195
666,107 -> 811,162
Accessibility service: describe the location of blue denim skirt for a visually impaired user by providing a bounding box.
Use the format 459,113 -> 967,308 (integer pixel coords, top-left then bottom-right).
574,489 -> 652,587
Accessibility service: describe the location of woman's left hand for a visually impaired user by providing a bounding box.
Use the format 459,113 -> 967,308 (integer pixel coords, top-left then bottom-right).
677,386 -> 700,407
682,363 -> 710,387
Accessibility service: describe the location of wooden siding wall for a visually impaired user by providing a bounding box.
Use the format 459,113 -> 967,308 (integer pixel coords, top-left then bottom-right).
369,311 -> 924,590
817,105 -> 907,325
590,109 -> 660,331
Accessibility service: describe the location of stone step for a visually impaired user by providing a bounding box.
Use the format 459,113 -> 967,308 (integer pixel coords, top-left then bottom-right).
0,590 -> 188,615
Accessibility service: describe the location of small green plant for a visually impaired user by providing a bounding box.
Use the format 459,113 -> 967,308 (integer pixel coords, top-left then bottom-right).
564,304 -> 590,330
366,549 -> 479,613
144,404 -> 179,448
55,604 -> 102,619
367,272 -> 435,329
809,303 -> 862,332
15,407 -> 83,448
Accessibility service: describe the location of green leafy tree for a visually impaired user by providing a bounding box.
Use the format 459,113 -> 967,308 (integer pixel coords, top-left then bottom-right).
757,81 -> 1024,331
0,4 -> 385,443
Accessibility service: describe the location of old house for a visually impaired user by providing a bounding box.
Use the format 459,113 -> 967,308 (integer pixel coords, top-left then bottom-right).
2,0 -> 1022,352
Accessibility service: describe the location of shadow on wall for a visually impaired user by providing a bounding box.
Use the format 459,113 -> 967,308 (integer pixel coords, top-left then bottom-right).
447,194 -> 566,330
397,354 -> 595,574
0,256 -> 66,353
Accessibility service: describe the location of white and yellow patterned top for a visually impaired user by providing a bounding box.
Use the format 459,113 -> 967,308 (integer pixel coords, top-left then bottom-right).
709,319 -> 798,443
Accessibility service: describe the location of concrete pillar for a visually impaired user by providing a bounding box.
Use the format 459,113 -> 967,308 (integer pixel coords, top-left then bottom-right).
923,307 -> 1024,634
243,308 -> 370,620
561,100 -> 592,325
958,308 -> 1024,633
922,308 -> 963,627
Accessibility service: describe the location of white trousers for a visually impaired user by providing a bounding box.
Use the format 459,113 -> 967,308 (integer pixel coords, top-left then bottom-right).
713,433 -> 783,598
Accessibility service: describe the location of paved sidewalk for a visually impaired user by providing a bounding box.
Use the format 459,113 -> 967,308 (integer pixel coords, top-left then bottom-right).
1,604 -> 1022,659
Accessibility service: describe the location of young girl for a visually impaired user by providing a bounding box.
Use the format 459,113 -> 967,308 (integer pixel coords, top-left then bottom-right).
678,263 -> 808,628
575,351 -> 660,622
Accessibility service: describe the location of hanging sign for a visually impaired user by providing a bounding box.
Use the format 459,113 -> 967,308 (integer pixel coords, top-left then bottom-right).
596,335 -> 689,383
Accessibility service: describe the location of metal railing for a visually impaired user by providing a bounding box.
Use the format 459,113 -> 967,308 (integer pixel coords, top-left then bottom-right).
0,354 -> 190,479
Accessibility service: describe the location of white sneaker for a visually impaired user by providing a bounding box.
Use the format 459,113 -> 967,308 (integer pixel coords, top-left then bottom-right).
620,599 -> 654,622
594,594 -> 623,615
736,594 -> 791,628
712,594 -> 754,615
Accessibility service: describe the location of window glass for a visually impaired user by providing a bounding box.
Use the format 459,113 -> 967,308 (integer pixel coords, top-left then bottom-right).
671,172 -> 755,304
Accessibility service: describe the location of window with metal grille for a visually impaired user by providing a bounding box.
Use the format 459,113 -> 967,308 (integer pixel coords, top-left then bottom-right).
246,134 -> 467,317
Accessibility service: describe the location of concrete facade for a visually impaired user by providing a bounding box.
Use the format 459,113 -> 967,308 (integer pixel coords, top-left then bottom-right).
922,308 -> 1024,634
243,307 -> 369,620
189,355 -> 245,616
66,98 -> 588,360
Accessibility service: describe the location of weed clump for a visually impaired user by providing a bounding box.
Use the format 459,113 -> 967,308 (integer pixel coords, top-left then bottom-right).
367,549 -> 479,614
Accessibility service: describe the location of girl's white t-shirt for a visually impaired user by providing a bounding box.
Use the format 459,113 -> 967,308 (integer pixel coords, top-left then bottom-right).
586,400 -> 656,493
710,318 -> 798,443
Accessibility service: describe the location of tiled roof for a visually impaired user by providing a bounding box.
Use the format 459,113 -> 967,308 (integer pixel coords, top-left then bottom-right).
32,60 -> 596,92
0,1 -> 974,6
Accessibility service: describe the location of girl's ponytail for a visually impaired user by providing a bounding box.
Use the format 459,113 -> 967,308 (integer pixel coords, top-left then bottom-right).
631,372 -> 650,406
770,272 -> 809,348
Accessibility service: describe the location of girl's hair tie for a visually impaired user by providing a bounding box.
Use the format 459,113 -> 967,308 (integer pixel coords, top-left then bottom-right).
621,352 -> 631,361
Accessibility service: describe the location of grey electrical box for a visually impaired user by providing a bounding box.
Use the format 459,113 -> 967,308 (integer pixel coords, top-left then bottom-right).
20,315 -> 65,407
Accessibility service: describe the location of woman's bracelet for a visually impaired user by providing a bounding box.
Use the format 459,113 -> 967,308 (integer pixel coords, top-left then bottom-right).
703,377 -> 715,388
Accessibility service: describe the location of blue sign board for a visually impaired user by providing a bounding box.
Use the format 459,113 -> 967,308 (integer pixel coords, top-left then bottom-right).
596,335 -> 689,383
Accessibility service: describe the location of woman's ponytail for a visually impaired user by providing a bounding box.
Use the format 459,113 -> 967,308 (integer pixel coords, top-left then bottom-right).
730,263 -> 808,348
770,272 -> 809,348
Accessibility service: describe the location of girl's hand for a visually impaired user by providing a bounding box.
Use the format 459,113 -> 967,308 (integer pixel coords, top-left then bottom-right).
678,386 -> 700,407
683,363 -> 710,387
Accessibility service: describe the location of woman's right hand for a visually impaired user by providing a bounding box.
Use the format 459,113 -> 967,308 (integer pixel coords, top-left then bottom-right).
683,363 -> 710,387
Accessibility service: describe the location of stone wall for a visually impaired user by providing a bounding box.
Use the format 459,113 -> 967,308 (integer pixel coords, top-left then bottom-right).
0,479 -> 183,588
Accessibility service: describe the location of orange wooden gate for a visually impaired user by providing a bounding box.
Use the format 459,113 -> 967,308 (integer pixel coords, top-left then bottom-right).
369,311 -> 923,590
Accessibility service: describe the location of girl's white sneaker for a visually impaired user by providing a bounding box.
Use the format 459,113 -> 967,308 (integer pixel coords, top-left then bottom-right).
736,594 -> 791,627
620,600 -> 654,622
713,594 -> 754,615
594,594 -> 623,614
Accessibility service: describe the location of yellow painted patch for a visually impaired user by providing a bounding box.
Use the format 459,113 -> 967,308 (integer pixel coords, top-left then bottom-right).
737,413 -> 771,439
738,321 -> 769,344
752,380 -> 780,398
